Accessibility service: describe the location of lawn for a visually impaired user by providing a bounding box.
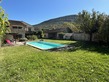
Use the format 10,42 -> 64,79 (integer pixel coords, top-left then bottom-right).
0,39 -> 109,82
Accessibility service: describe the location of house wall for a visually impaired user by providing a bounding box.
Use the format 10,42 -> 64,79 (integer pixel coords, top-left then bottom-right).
44,33 -> 48,38
20,33 -> 25,38
8,20 -> 35,40
63,33 -> 73,39
25,27 -> 34,32
57,33 -> 59,39
10,25 -> 25,34
48,33 -> 57,39
30,27 -> 34,31
9,25 -> 26,39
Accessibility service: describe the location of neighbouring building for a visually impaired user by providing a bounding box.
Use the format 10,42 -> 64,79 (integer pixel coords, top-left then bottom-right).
63,33 -> 73,39
43,27 -> 72,39
6,20 -> 34,41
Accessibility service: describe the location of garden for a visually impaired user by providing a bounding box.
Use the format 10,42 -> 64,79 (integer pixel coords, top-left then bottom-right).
0,39 -> 109,82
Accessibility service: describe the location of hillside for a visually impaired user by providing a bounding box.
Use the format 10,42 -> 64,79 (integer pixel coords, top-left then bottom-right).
33,15 -> 78,32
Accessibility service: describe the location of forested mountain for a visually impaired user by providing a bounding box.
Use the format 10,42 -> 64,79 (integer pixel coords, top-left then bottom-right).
33,15 -> 78,32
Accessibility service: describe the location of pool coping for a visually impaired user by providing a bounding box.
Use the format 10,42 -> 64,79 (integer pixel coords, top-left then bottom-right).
26,41 -> 67,50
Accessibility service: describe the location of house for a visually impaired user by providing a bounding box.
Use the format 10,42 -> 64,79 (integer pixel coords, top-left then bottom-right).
63,33 -> 73,39
23,21 -> 35,36
43,27 -> 73,39
6,20 -> 34,41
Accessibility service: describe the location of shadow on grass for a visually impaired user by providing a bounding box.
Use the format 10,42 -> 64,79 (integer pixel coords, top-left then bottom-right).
68,41 -> 109,55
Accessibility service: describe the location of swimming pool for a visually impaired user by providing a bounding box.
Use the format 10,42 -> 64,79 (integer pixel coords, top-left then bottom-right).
26,41 -> 66,50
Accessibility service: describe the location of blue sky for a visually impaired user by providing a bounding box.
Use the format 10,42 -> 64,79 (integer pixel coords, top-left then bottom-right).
0,0 -> 109,25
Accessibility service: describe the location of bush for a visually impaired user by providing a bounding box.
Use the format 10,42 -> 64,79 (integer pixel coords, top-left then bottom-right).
27,35 -> 38,40
31,35 -> 38,40
26,35 -> 31,40
19,38 -> 28,42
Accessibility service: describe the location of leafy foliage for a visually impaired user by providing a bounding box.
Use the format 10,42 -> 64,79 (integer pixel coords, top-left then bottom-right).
0,7 -> 9,36
78,10 -> 109,43
36,29 -> 44,38
27,35 -> 38,40
77,10 -> 99,41
0,6 -> 9,46
98,15 -> 109,42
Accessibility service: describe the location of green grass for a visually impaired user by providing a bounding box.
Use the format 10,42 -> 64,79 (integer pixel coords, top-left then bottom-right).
0,39 -> 109,82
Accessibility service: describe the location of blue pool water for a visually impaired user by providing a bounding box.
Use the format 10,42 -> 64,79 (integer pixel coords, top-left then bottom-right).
26,41 -> 66,50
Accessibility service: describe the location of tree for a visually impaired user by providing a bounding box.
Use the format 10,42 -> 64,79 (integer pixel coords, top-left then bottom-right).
0,7 -> 9,47
95,13 -> 106,42
41,29 -> 44,38
98,15 -> 109,43
77,10 -> 99,41
37,29 -> 44,39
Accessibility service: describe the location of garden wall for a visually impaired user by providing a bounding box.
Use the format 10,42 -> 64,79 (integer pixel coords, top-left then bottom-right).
72,33 -> 90,41
65,33 -> 99,41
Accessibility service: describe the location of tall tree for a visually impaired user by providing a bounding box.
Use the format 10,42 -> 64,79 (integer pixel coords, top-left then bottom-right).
98,15 -> 109,43
96,13 -> 106,42
37,29 -> 44,38
78,10 -> 99,41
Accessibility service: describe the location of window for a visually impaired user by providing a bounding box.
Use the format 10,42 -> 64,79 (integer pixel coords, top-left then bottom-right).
12,26 -> 17,29
12,26 -> 22,29
28,28 -> 31,31
16,34 -> 22,38
18,27 -> 22,29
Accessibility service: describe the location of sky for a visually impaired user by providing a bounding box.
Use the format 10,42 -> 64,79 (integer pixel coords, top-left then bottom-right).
0,0 -> 109,25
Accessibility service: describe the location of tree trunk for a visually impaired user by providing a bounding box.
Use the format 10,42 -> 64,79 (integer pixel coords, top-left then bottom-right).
107,36 -> 109,44
0,35 -> 3,47
89,33 -> 93,42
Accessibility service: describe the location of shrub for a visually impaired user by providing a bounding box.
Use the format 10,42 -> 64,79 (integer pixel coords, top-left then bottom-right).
31,35 -> 38,40
19,38 -> 28,42
27,35 -> 38,40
